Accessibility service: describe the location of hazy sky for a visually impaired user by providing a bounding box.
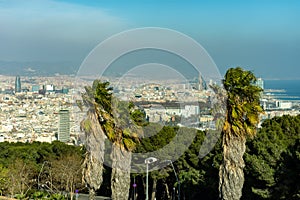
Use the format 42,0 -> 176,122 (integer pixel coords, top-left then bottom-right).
1,0 -> 300,79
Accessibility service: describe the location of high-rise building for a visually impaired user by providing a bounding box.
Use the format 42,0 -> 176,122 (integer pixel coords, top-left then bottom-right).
58,109 -> 70,142
198,75 -> 203,90
256,78 -> 264,90
15,75 -> 21,93
31,85 -> 40,93
198,75 -> 207,90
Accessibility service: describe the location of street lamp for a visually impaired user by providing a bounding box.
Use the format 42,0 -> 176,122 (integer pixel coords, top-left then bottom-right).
165,160 -> 180,200
145,157 -> 158,200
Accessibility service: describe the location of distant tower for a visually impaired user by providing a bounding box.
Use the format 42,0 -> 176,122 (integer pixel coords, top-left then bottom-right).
256,78 -> 264,90
198,75 -> 203,90
198,75 -> 207,90
58,109 -> 70,142
15,75 -> 21,93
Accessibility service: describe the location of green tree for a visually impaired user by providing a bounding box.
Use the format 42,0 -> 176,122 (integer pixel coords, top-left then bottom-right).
133,124 -> 177,200
272,138 -> 300,199
219,67 -> 263,200
0,141 -> 83,199
243,115 -> 300,200
0,164 -> 10,196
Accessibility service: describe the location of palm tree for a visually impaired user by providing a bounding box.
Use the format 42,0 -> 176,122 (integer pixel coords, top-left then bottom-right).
80,80 -> 112,200
109,99 -> 141,200
81,80 -> 141,200
219,67 -> 263,200
209,83 -> 227,131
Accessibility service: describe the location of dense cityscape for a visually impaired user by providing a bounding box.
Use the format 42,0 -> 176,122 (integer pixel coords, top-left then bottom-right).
0,75 -> 299,145
1,0 -> 300,199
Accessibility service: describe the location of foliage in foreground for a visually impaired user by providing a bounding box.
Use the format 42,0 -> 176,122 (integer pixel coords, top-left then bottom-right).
243,115 -> 300,200
0,141 -> 84,199
0,115 -> 299,199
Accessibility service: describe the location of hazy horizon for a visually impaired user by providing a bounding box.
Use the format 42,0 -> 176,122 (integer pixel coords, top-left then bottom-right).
1,0 -> 300,79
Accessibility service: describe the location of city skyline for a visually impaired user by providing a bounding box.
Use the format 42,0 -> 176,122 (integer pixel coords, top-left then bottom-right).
0,0 -> 300,79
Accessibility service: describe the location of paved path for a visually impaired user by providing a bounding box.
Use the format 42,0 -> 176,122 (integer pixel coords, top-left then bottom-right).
77,193 -> 111,200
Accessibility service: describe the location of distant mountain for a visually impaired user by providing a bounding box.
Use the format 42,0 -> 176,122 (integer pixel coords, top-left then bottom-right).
0,60 -> 79,76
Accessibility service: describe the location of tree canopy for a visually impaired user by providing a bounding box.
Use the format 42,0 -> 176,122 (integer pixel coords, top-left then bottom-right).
0,114 -> 299,199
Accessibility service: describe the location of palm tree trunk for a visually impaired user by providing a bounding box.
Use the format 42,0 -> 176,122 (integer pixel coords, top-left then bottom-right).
111,143 -> 132,200
82,110 -> 106,200
89,188 -> 96,200
151,179 -> 157,200
219,132 -> 246,200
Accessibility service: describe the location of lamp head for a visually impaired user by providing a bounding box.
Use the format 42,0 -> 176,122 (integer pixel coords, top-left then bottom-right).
145,157 -> 158,164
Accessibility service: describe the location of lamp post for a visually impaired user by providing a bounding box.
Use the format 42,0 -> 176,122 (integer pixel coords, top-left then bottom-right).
165,160 -> 180,200
145,157 -> 158,200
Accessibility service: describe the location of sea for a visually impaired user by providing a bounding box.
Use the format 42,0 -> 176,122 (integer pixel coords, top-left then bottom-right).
264,80 -> 300,101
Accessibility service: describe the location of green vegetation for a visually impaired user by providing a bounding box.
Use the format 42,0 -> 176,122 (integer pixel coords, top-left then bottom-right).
0,115 -> 299,199
130,114 -> 300,200
0,141 -> 83,199
243,115 -> 300,200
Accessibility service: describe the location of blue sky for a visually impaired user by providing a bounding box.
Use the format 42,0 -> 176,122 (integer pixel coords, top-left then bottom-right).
0,0 -> 300,79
